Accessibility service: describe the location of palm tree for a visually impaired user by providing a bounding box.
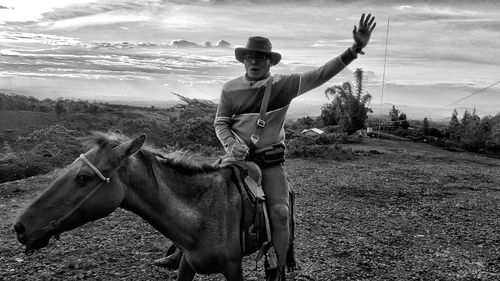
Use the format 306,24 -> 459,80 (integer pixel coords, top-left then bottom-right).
321,68 -> 372,134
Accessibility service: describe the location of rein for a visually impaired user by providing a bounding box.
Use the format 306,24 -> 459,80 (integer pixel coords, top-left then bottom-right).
26,154 -> 110,254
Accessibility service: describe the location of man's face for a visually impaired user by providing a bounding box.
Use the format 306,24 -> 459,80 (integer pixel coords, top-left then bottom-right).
244,52 -> 271,81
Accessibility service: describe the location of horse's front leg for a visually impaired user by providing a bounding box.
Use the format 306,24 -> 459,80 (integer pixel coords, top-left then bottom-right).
223,262 -> 243,281
177,254 -> 195,281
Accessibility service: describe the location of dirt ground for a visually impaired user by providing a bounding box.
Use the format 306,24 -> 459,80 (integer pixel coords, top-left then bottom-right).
1,138 -> 500,280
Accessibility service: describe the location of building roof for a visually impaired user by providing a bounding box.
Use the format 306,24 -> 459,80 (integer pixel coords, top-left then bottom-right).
301,128 -> 324,134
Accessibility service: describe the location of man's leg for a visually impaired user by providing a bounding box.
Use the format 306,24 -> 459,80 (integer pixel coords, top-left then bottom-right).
261,164 -> 290,276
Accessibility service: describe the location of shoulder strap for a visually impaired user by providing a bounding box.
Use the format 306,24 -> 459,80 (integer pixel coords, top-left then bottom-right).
250,77 -> 273,147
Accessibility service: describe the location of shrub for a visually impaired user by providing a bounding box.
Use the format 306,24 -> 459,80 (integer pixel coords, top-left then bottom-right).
1,125 -> 83,183
426,127 -> 445,138
285,133 -> 354,160
314,133 -> 348,145
286,143 -> 354,160
0,151 -> 53,182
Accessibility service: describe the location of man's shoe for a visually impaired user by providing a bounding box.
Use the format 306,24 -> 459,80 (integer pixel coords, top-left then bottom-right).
153,254 -> 181,270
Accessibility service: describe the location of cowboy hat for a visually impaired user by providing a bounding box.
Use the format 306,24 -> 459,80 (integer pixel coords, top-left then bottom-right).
235,36 -> 281,66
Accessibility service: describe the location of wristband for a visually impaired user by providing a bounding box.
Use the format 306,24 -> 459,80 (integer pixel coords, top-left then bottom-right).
352,43 -> 365,55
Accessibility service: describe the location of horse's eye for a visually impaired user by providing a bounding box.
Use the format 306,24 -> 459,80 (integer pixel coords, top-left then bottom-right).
76,174 -> 92,183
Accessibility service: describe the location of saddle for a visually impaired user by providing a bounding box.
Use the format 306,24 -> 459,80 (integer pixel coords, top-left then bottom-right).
221,159 -> 297,272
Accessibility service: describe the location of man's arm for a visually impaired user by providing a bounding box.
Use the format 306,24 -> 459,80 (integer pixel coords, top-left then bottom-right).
214,89 -> 249,159
297,13 -> 376,96
297,49 -> 357,96
214,88 -> 236,152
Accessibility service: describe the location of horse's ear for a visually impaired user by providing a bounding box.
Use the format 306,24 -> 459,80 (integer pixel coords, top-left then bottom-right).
113,134 -> 146,160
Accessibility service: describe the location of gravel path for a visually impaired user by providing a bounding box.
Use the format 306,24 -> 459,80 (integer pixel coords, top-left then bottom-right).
1,139 -> 500,280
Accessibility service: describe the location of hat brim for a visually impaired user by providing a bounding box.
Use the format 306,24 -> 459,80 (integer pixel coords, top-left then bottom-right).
235,47 -> 281,66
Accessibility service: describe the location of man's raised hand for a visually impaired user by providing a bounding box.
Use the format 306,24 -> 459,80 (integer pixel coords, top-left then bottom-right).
352,13 -> 376,54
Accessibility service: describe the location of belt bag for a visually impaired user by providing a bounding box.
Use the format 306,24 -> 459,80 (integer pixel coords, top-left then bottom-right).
250,145 -> 285,167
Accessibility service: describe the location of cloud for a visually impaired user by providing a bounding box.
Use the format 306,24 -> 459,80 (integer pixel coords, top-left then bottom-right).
0,31 -> 81,45
1,0 -> 499,112
47,12 -> 151,29
40,0 -> 158,21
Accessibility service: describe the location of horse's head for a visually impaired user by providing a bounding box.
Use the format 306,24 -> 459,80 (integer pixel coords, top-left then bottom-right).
14,133 -> 146,253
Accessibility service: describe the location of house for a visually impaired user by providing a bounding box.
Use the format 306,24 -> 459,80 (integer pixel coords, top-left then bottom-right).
301,128 -> 324,136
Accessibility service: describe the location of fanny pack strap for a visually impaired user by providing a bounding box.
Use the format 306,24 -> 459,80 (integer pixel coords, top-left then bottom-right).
249,77 -> 273,150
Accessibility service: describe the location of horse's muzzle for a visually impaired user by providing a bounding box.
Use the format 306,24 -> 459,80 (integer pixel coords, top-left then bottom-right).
14,220 -> 53,254
13,221 -> 28,245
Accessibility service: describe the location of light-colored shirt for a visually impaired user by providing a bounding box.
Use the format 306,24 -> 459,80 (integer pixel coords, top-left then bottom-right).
214,48 -> 357,153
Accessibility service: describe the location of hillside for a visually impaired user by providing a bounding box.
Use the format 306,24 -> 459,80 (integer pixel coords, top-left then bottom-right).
0,92 -> 221,183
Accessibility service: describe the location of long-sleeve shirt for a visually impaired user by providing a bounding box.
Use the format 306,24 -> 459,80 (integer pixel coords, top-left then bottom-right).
214,48 -> 357,153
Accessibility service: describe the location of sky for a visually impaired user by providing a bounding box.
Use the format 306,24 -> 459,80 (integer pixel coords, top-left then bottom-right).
0,0 -> 499,119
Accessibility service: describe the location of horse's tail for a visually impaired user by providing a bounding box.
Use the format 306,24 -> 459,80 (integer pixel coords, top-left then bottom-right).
286,178 -> 297,272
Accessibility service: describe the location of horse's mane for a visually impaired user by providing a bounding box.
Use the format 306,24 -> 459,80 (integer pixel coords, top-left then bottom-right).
82,131 -> 220,175
82,131 -> 128,150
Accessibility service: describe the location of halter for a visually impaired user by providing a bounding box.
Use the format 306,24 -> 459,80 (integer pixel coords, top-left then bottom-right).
26,153 -> 111,254
79,154 -> 110,183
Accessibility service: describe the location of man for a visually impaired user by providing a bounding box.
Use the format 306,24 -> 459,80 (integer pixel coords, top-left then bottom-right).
155,13 -> 375,279
214,13 -> 376,279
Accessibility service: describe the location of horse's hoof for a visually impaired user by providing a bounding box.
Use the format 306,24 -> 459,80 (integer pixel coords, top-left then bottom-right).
152,257 -> 180,270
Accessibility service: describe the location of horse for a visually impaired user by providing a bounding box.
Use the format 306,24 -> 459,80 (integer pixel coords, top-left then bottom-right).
14,132 -> 270,280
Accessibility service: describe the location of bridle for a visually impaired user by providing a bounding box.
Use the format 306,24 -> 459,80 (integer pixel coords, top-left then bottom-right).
25,154 -> 111,255
78,154 -> 110,183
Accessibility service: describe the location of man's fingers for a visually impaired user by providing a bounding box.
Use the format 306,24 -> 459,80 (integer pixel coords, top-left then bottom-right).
233,145 -> 248,154
359,13 -> 365,27
233,148 -> 247,160
353,25 -> 357,35
367,16 -> 375,28
234,147 -> 245,154
370,22 -> 377,32
364,13 -> 372,26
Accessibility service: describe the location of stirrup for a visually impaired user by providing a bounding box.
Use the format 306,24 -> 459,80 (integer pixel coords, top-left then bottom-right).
265,264 -> 285,281
265,246 -> 283,281
265,246 -> 278,270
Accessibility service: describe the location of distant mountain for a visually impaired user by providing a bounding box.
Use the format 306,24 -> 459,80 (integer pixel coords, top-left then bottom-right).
369,103 -> 498,121
5,89 -> 495,122
84,41 -> 159,48
286,101 -> 498,122
165,39 -> 232,48
287,102 -> 322,120
80,39 -> 232,49
202,41 -> 213,48
98,99 -> 181,109
215,40 -> 231,48
168,40 -> 200,48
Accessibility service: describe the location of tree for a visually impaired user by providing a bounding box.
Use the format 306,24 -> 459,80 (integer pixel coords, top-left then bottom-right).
422,117 -> 430,135
389,105 -> 400,128
389,105 -> 399,126
398,113 -> 410,129
461,108 -> 471,130
449,109 -> 461,141
297,116 -> 315,129
0,95 -> 5,110
488,114 -> 500,146
55,99 -> 66,116
319,102 -> 337,127
461,108 -> 485,151
171,92 -> 217,120
320,68 -> 372,134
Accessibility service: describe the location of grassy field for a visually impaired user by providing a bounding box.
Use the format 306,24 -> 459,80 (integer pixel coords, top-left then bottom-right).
1,138 -> 500,280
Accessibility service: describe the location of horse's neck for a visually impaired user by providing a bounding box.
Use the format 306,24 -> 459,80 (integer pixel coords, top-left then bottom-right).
119,156 -> 222,248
